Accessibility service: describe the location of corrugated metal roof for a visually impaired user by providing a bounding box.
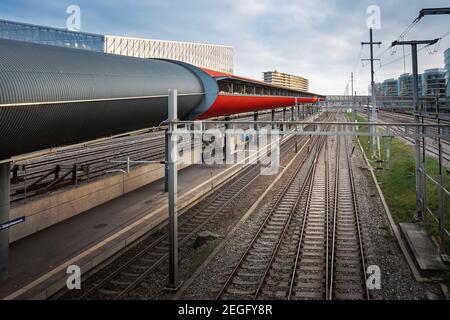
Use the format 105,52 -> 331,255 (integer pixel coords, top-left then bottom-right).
0,39 -> 206,160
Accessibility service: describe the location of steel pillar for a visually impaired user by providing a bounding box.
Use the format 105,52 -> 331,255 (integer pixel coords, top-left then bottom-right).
254,112 -> 259,145
438,114 -> 445,254
391,38 -> 439,220
271,109 -> 276,130
224,116 -> 230,159
167,89 -> 180,289
291,106 -> 295,127
411,44 -> 423,220
369,29 -> 378,160
253,112 -> 258,131
0,162 -> 11,281
164,130 -> 169,192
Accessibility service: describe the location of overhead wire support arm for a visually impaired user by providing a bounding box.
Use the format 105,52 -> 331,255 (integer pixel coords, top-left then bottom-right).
418,7 -> 450,20
361,28 -> 382,160
391,39 -> 439,47
391,38 -> 438,222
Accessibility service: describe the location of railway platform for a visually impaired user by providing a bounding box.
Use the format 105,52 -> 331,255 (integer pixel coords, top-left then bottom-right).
0,162 -> 247,300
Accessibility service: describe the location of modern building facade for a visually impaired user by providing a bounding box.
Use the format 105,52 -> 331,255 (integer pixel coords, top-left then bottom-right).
397,73 -> 424,97
422,68 -> 446,98
0,19 -> 234,73
398,73 -> 412,96
381,78 -> 399,96
263,70 -> 309,92
445,48 -> 450,97
103,35 -> 233,73
0,19 -> 104,51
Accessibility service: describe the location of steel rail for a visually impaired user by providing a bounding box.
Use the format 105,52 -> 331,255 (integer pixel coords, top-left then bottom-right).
328,135 -> 369,300
328,135 -> 341,299
77,164 -> 261,300
215,136 -> 317,300
254,136 -> 325,299
286,135 -> 327,300
74,133 -> 306,300
344,137 -> 370,300
216,114 -> 333,300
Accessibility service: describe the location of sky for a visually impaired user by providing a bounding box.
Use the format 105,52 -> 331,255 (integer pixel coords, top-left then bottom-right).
0,0 -> 449,95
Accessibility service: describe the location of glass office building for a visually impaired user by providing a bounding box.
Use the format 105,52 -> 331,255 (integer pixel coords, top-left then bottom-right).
381,78 -> 399,96
0,19 -> 104,52
398,73 -> 412,96
422,68 -> 447,98
398,73 -> 423,97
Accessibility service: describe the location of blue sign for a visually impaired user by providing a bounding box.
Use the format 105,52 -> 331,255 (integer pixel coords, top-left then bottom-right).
0,216 -> 25,231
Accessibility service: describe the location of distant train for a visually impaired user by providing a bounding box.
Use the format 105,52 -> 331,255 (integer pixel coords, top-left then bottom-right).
362,105 -> 379,112
0,38 -> 324,160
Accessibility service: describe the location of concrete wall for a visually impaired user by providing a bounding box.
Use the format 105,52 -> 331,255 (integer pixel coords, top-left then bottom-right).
9,158 -> 191,243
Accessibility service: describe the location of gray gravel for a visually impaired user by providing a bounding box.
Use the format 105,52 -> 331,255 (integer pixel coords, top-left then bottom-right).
178,143 -> 315,300
348,136 -> 442,300
178,133 -> 443,300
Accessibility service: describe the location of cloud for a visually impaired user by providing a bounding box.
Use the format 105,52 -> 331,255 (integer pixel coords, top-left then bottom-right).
0,0 -> 448,95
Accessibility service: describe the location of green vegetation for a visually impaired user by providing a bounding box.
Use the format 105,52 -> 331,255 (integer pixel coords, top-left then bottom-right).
347,112 -> 450,253
189,241 -> 217,274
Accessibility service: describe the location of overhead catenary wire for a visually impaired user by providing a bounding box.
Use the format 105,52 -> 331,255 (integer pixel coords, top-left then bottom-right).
377,29 -> 450,70
374,14 -> 422,60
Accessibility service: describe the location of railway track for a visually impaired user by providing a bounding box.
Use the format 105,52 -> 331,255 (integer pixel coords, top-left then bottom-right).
215,122 -> 369,300
10,111 -> 286,202
356,112 -> 450,166
10,130 -> 167,202
328,136 -> 368,300
374,111 -> 450,165
215,131 -> 327,300
60,127 -> 311,300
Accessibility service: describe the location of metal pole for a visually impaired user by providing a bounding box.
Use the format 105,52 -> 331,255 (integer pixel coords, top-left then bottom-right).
411,43 -> 423,220
369,29 -> 378,160
253,112 -> 258,131
291,106 -> 295,129
437,104 -> 445,254
367,96 -> 370,124
362,28 -> 381,160
164,129 -> 169,192
167,89 -> 179,289
391,39 -> 438,220
282,108 -> 286,132
271,109 -> 276,130
254,111 -> 259,146
224,116 -> 230,160
0,162 -> 11,281
421,116 -> 427,227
